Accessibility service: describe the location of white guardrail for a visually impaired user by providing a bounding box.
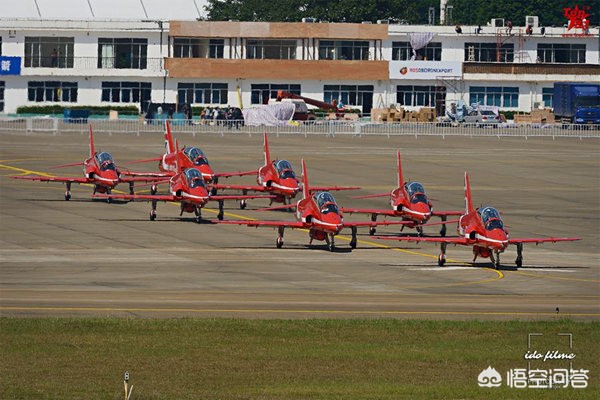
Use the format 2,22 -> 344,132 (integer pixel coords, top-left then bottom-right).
0,117 -> 599,139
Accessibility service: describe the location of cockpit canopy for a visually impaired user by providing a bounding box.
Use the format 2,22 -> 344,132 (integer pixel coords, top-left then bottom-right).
405,181 -> 428,204
313,192 -> 339,214
274,160 -> 296,180
183,147 -> 209,166
184,168 -> 206,189
478,206 -> 504,231
96,152 -> 116,171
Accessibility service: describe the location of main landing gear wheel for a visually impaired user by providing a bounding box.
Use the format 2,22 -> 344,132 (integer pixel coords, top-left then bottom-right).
217,200 -> 224,221
350,227 -> 358,249
438,243 -> 447,267
416,226 -> 424,237
276,226 -> 285,248
240,199 -> 247,210
65,182 -> 72,201
151,184 -> 158,195
149,210 -> 157,221
437,253 -> 446,267
369,214 -> 377,235
515,243 -> 524,268
195,207 -> 202,223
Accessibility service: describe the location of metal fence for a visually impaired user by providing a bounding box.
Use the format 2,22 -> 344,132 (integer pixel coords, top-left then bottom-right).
0,117 -> 599,139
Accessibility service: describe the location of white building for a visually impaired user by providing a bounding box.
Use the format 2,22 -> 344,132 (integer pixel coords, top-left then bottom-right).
0,0 -> 598,115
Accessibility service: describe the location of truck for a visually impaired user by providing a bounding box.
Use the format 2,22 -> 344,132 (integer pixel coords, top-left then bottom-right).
552,83 -> 600,125
273,90 -> 340,121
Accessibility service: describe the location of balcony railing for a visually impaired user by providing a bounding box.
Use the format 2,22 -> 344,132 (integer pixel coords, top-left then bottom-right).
22,57 -> 164,72
464,62 -> 600,75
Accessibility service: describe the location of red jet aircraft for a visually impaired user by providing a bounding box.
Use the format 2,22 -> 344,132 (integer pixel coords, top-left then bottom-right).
214,132 -> 359,208
13,125 -> 151,201
95,167 -> 272,222
124,121 -> 238,193
342,150 -> 462,236
214,159 -> 410,251
376,171 -> 581,268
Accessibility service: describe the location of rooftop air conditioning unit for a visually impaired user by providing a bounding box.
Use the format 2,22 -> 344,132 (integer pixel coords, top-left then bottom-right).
491,18 -> 505,27
302,17 -> 315,23
526,16 -> 539,28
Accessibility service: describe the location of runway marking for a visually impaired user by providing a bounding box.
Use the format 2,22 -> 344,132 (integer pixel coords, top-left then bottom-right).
409,267 -> 477,271
2,306 -> 599,318
511,270 -> 600,283
0,163 -> 56,177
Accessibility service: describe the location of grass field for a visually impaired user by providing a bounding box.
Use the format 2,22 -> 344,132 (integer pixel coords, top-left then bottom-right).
1,318 -> 598,399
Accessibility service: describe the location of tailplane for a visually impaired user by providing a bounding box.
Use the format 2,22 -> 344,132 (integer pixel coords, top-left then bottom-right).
397,149 -> 404,188
89,124 -> 95,158
164,120 -> 175,154
263,132 -> 271,166
301,159 -> 309,199
464,171 -> 474,213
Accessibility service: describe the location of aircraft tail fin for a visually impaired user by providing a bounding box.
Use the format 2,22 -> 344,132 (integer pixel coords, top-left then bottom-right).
464,171 -> 474,213
397,149 -> 404,188
89,124 -> 95,158
301,158 -> 309,199
164,120 -> 175,154
263,132 -> 271,166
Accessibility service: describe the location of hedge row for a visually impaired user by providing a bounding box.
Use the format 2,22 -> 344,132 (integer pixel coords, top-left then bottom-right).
16,105 -> 141,116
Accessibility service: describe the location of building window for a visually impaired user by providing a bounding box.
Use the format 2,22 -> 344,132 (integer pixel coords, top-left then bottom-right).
324,85 -> 374,106
98,38 -> 147,69
396,85 -> 446,107
27,81 -> 77,102
173,38 -> 224,58
392,41 -> 441,61
24,37 -> 74,68
542,87 -> 553,107
537,44 -> 585,63
469,86 -> 518,108
178,83 -> 228,104
319,40 -> 370,60
465,42 -> 514,62
0,81 -> 4,112
251,84 -> 300,105
246,39 -> 296,60
101,82 -> 151,105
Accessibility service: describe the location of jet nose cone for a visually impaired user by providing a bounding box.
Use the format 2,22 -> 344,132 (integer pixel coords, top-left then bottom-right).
198,165 -> 215,182
412,202 -> 432,221
191,186 -> 209,201
489,229 -> 508,248
322,212 -> 343,233
281,177 -> 299,193
106,170 -> 119,185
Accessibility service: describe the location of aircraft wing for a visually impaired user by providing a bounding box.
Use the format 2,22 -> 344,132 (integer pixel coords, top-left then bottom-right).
344,220 -> 412,228
375,235 -> 469,244
93,194 -> 176,202
212,183 -> 266,192
341,207 -> 397,217
215,169 -> 259,178
309,185 -> 361,192
119,176 -> 167,183
214,220 -> 305,228
508,237 -> 581,245
351,192 -> 389,199
209,194 -> 274,201
257,204 -> 297,211
120,170 -> 171,178
432,210 -> 463,217
13,175 -> 89,184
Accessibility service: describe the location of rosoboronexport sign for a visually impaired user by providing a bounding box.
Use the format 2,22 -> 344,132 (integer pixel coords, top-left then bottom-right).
389,61 -> 462,80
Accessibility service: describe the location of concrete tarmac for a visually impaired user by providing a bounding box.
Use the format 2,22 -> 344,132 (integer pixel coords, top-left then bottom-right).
1,129 -> 598,319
